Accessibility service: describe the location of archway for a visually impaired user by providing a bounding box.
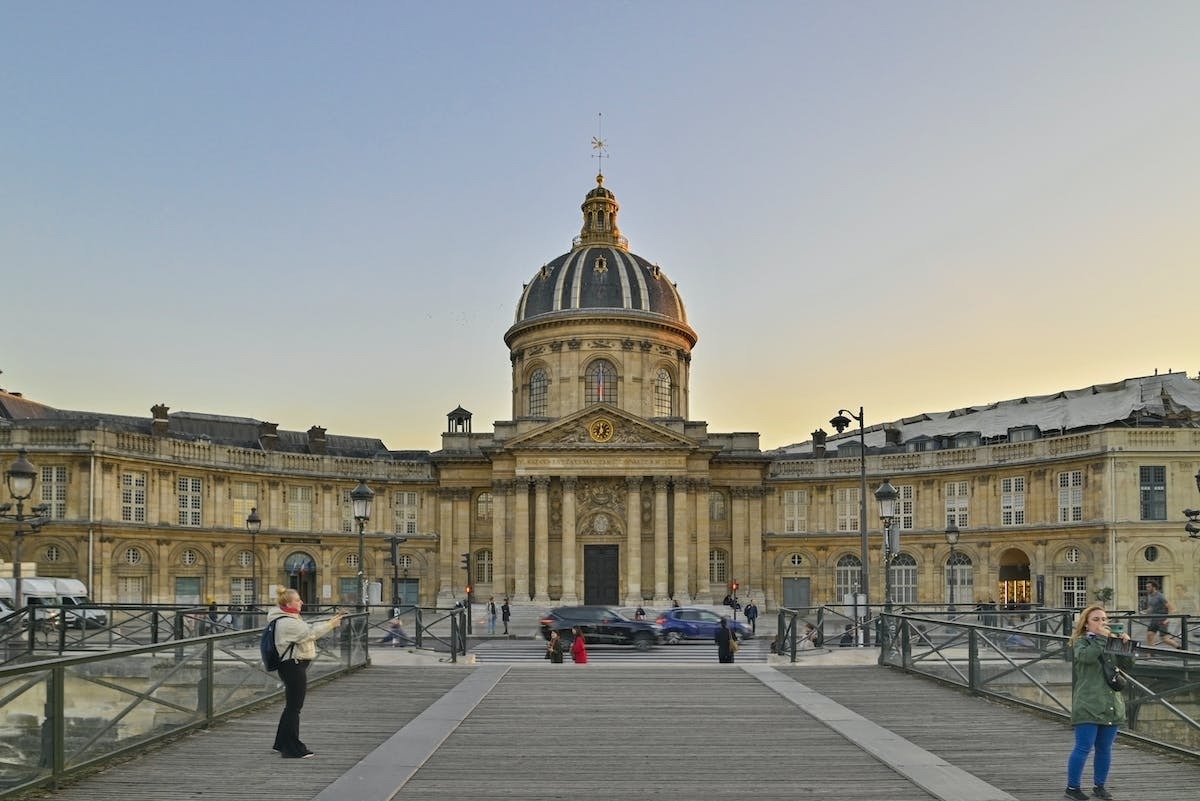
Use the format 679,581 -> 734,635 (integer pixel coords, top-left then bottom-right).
284,552 -> 319,605
997,547 -> 1032,607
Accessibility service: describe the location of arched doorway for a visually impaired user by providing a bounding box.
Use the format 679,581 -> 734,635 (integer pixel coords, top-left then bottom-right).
997,548 -> 1032,607
284,552 -> 319,605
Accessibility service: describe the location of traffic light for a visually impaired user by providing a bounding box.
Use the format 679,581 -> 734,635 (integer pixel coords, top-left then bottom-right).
731,581 -> 739,593
460,552 -> 471,572
465,584 -> 474,602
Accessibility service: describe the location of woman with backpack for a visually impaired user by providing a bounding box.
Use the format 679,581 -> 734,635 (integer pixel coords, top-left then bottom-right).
268,588 -> 345,759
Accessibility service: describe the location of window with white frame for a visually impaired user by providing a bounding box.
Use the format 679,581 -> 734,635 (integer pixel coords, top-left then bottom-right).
474,549 -> 493,584
340,488 -> 354,533
124,546 -> 143,565
44,545 -> 61,563
235,550 -> 252,568
476,492 -> 493,520
230,480 -> 258,528
897,484 -> 914,530
1139,466 -> 1166,521
177,477 -> 202,527
528,369 -> 548,417
40,465 -> 68,519
394,491 -> 419,535
709,549 -> 728,584
783,489 -> 808,533
653,368 -> 674,417
230,577 -> 255,605
947,551 -> 974,605
835,487 -> 860,532
1061,576 -> 1088,608
945,481 -> 968,528
889,553 -> 918,604
1001,476 -> 1025,526
835,554 -> 861,601
121,471 -> 147,523
286,485 -> 313,531
1058,470 -> 1083,522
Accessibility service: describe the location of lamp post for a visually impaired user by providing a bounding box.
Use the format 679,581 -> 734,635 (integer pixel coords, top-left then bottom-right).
1184,469 -> 1200,541
1,450 -> 50,610
246,507 -> 261,606
945,522 -> 960,609
830,407 -> 870,645
350,479 -> 375,611
874,478 -> 899,614
387,535 -> 408,608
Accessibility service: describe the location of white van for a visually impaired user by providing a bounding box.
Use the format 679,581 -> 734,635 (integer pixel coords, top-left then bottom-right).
52,578 -> 108,628
0,577 -> 62,628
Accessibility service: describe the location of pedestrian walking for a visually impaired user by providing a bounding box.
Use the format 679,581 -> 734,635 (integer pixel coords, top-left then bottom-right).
715,616 -> 737,663
487,596 -> 498,635
1063,604 -> 1131,800
1142,580 -> 1180,648
269,588 -> 346,759
545,630 -> 564,663
570,627 -> 588,663
744,599 -> 759,634
501,597 -> 511,635
634,604 -> 646,620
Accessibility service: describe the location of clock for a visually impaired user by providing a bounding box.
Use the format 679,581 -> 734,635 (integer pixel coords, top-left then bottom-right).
589,418 -> 614,443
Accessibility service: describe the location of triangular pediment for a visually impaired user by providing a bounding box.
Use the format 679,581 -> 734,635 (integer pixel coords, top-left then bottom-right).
503,408 -> 695,450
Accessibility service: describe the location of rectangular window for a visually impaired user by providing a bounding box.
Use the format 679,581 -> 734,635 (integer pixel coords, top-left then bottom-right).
177,477 -> 202,527
287,485 -> 313,531
394,491 -> 419,536
835,487 -> 860,532
709,549 -> 728,584
709,492 -> 726,521
945,481 -> 969,528
897,484 -> 914,530
230,577 -> 256,606
783,489 -> 808,533
890,559 -> 918,604
835,561 -> 860,601
1001,476 -> 1026,526
121,471 -> 147,523
340,489 -> 354,533
40,465 -> 68,519
1139,466 -> 1166,521
1058,470 -> 1083,522
1061,576 -> 1087,608
230,481 -> 258,528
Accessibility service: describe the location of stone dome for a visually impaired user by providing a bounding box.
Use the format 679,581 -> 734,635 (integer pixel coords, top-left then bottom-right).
509,175 -> 692,339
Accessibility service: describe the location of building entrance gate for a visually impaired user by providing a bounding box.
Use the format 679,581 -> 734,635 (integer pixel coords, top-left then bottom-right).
583,545 -> 619,605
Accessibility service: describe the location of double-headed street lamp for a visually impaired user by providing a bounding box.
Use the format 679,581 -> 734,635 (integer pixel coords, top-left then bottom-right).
1184,470 -> 1200,541
945,522 -> 960,609
830,407 -> 869,644
1,450 -> 51,610
245,507 -> 262,606
874,478 -> 899,614
350,479 -> 375,610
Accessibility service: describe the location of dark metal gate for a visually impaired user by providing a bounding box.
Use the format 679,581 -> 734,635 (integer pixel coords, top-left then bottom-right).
583,545 -> 619,605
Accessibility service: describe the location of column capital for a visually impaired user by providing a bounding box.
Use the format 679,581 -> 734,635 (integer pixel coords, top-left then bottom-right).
653,476 -> 671,492
514,476 -> 532,490
561,476 -> 578,491
491,479 -> 514,494
533,476 -> 552,490
625,476 -> 643,491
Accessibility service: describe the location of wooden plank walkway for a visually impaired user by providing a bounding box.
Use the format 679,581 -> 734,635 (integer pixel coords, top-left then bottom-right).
20,663 -> 1200,801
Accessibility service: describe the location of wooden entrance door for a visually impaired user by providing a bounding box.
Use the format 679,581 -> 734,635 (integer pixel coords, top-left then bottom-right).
583,545 -> 619,605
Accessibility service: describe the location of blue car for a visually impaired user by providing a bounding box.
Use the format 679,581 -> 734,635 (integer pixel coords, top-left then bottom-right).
655,607 -> 752,644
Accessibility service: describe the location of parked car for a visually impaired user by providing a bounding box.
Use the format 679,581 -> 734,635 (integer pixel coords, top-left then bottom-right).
656,607 -> 752,644
52,578 -> 107,629
538,606 -> 663,651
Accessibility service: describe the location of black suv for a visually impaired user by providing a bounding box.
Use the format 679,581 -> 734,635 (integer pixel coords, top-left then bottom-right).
539,606 -> 663,651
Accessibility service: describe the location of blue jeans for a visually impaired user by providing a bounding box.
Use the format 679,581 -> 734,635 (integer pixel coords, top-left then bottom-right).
1068,723 -> 1119,788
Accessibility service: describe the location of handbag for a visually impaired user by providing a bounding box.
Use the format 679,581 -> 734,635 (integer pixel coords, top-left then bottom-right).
1100,653 -> 1127,692
729,637 -> 740,653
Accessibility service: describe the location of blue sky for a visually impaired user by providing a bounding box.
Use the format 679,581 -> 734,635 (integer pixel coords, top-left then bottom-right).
4,2 -> 1198,451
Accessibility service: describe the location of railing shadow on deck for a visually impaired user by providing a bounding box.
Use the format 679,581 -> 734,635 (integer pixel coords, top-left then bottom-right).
0,611 -> 370,799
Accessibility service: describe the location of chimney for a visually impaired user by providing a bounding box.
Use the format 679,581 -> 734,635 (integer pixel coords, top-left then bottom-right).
151,404 -> 170,436
307,426 -> 327,455
259,421 -> 279,452
811,428 -> 827,458
884,425 -> 902,446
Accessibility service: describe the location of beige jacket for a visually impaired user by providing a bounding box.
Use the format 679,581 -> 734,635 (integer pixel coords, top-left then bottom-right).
267,606 -> 339,661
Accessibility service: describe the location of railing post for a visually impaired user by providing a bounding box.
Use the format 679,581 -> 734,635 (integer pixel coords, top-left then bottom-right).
415,607 -> 424,649
450,614 -> 458,663
1181,615 -> 1189,651
200,639 -> 215,726
968,626 -> 980,692
42,663 -> 65,780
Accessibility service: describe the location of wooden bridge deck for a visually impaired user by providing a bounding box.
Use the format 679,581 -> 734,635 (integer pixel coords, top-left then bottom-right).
23,663 -> 1200,801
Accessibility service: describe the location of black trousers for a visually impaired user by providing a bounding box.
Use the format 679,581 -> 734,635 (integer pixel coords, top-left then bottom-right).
273,659 -> 311,757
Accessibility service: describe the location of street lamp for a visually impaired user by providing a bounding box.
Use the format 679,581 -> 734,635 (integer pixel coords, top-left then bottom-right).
245,507 -> 261,606
874,478 -> 899,613
830,406 -> 870,644
350,479 -> 375,610
945,522 -> 960,609
1,450 -> 50,610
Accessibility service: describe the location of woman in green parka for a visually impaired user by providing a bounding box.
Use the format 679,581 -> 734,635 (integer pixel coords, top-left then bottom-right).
1064,604 -> 1131,801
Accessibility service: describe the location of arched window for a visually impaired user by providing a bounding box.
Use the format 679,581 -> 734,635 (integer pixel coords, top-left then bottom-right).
708,549 -> 728,584
476,492 -> 493,520
889,553 -> 918,604
654,368 -> 673,417
474,549 -> 494,584
528,369 -> 548,417
947,551 -> 974,605
585,359 -> 618,405
709,492 -> 726,521
835,555 -> 861,601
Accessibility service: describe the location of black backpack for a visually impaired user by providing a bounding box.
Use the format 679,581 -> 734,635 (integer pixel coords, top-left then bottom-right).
260,618 -> 296,671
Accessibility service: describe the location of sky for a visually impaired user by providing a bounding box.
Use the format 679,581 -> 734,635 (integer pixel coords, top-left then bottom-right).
3,2 -> 1198,453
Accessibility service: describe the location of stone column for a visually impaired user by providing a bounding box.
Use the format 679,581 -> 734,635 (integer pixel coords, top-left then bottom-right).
749,487 -> 764,601
512,478 -> 531,600
491,480 -> 510,598
652,477 -> 670,604
454,488 -> 471,599
731,487 -> 749,592
533,477 -> 551,603
624,476 -> 643,605
672,476 -> 690,604
693,479 -> 712,603
560,476 -> 579,604
437,489 -> 454,605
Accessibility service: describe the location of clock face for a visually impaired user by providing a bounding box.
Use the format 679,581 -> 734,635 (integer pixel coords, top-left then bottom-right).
589,418 -> 614,443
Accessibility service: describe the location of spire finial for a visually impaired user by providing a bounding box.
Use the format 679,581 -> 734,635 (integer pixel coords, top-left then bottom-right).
590,112 -> 608,181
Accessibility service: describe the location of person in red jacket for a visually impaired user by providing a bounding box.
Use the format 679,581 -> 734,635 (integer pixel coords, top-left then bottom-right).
570,627 -> 588,663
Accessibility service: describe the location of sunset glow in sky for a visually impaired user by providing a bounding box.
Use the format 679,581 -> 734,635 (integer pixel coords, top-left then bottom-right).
4,3 -> 1198,452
